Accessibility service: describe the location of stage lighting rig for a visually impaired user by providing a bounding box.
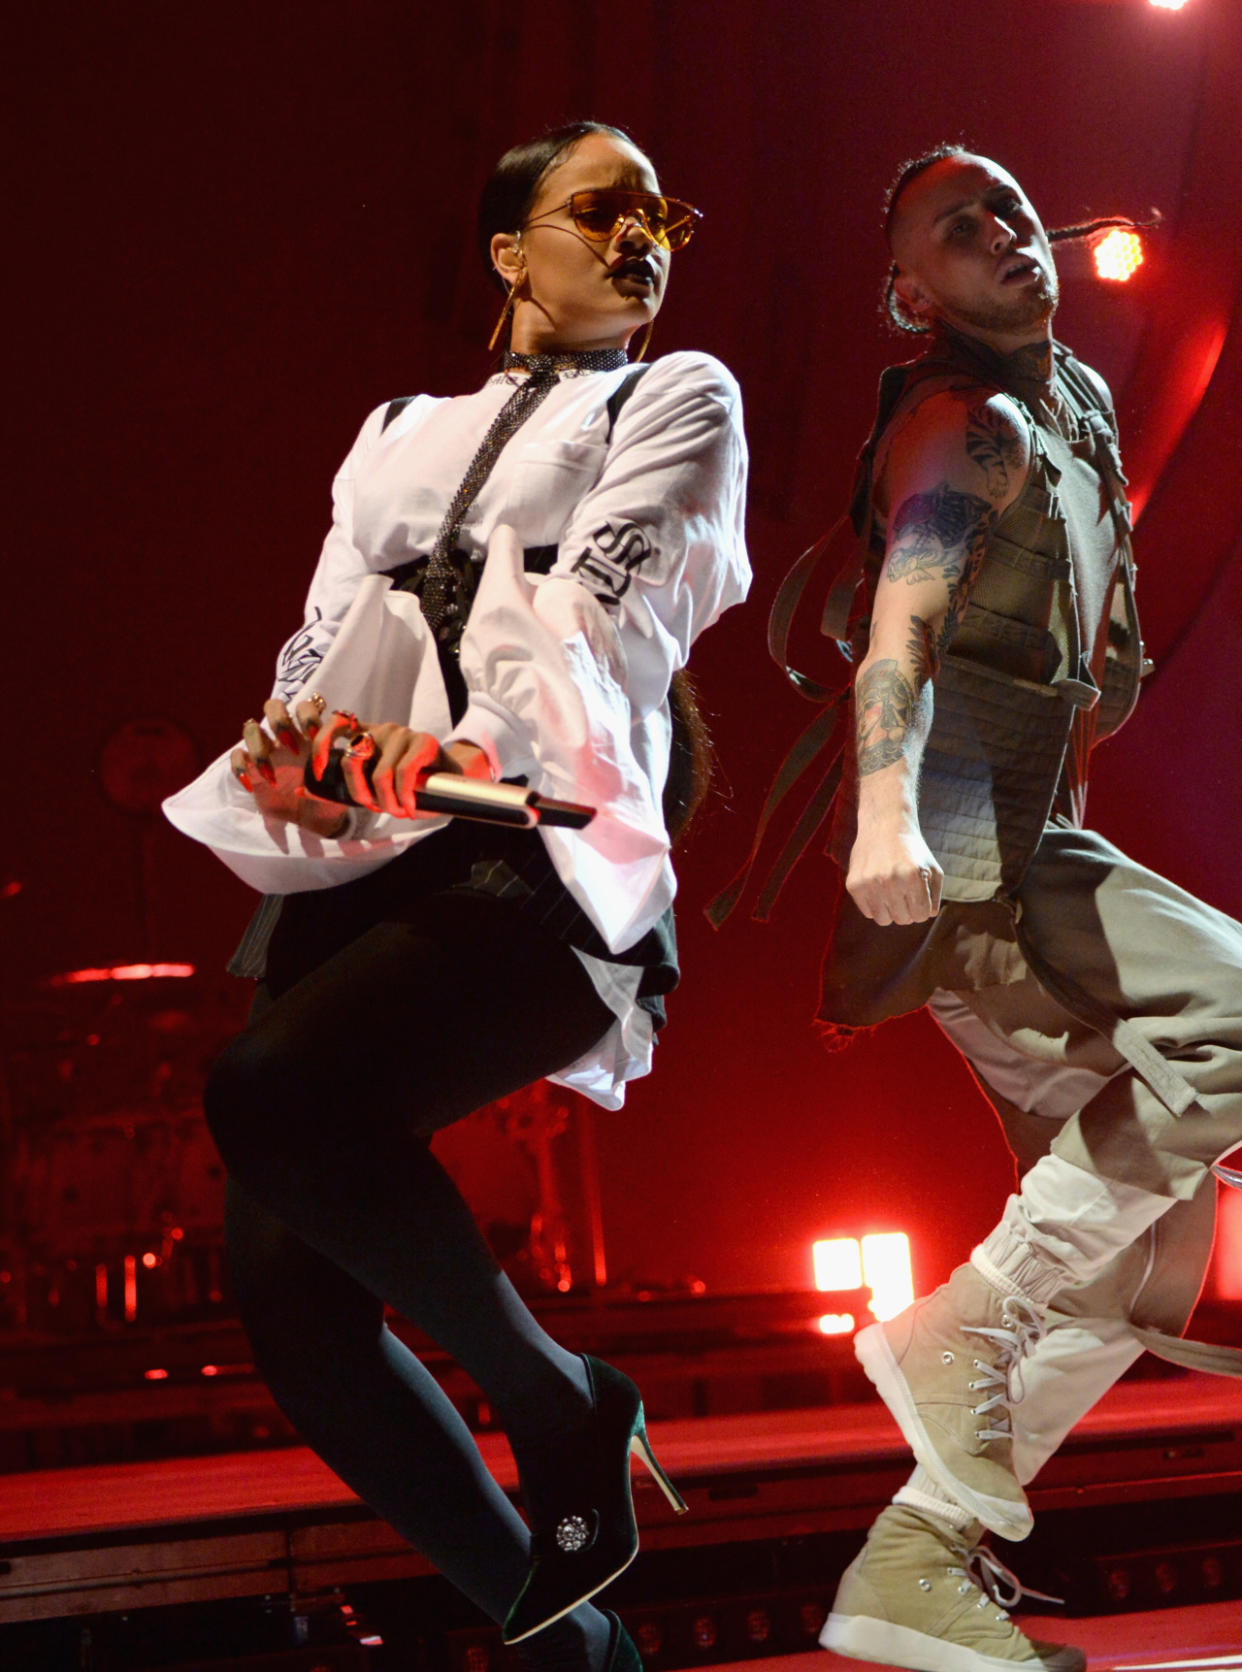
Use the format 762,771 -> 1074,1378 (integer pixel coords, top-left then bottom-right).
1094,227 -> 1145,282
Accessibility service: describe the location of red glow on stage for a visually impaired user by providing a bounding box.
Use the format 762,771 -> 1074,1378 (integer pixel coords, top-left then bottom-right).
1129,320 -> 1226,522
201,1365 -> 220,1377
47,962 -> 196,986
1150,0 -> 1189,10
143,1368 -> 169,1381
141,1252 -> 159,1270
1094,229 -> 1145,283
1213,1186 -> 1242,1300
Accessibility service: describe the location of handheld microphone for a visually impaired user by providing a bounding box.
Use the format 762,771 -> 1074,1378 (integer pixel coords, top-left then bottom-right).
305,752 -> 595,830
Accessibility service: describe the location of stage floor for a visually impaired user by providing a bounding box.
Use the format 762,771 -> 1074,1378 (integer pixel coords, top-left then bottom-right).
1,1371 -> 1240,1630
5,1373 -> 1242,1541
765,1598 -> 1242,1667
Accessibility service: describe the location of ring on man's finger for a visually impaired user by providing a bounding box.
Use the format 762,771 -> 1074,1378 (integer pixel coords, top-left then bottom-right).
306,692 -> 327,714
346,733 -> 377,761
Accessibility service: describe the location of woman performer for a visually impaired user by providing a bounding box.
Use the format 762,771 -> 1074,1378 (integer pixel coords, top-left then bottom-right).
164,121 -> 749,1672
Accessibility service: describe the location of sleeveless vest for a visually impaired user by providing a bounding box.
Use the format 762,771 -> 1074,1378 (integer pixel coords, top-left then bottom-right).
830,333 -> 1146,904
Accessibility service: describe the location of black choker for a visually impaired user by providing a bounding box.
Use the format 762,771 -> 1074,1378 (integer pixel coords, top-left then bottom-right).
501,347 -> 629,375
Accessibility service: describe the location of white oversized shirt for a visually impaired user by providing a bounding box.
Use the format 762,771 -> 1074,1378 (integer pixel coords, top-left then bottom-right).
165,351 -> 750,1107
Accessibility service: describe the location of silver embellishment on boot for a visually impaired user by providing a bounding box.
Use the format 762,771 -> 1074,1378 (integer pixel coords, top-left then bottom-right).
555,1514 -> 591,1553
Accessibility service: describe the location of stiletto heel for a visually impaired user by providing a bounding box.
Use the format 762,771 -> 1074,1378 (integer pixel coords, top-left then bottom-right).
630,1423 -> 687,1513
502,1356 -> 689,1645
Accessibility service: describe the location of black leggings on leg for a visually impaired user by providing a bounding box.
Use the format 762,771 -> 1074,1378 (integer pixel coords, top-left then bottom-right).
205,882 -> 617,1643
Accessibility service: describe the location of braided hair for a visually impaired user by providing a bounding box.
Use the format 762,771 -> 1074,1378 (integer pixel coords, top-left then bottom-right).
879,145 -> 1154,334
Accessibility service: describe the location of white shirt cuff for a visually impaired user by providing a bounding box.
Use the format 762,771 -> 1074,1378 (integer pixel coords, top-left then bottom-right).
444,695 -> 537,782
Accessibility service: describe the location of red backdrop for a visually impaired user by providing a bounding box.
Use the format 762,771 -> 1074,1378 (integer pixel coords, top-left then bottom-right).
11,0 -> 1242,1296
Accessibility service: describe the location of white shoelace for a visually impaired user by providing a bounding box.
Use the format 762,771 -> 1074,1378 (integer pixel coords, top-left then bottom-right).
960,1542 -> 1066,1611
961,1294 -> 1046,1442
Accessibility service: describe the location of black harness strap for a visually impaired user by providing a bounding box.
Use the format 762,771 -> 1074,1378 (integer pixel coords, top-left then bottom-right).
383,394 -> 416,431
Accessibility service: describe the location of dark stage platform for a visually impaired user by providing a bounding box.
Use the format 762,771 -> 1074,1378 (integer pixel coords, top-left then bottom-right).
1,1370 -> 1241,1668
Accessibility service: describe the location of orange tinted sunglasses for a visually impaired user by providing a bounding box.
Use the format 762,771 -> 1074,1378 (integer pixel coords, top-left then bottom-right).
525,189 -> 702,252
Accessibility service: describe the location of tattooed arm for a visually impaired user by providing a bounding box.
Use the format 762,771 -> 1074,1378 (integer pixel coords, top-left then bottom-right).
846,391 -> 1029,925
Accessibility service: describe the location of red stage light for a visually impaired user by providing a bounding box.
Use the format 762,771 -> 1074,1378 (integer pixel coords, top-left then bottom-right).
817,1313 -> 855,1336
143,1368 -> 169,1381
636,1623 -> 663,1656
48,962 -> 196,986
1150,0 -> 1189,10
1093,229 -> 1145,283
862,1232 -> 914,1321
812,1237 -> 862,1291
692,1614 -> 718,1650
812,1232 -> 913,1326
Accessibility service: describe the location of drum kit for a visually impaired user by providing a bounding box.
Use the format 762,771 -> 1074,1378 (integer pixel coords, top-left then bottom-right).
0,965 -> 603,1340
0,962 -> 246,1334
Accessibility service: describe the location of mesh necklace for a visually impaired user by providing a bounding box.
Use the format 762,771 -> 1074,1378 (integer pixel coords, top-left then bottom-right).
500,347 -> 630,377
417,346 -> 630,642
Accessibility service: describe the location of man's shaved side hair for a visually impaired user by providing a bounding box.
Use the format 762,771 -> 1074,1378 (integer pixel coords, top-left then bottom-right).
883,142 -> 970,247
880,143 -> 1155,335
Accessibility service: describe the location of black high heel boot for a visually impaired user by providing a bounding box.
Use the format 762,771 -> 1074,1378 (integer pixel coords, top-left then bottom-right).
517,1611 -> 640,1672
502,1356 -> 687,1644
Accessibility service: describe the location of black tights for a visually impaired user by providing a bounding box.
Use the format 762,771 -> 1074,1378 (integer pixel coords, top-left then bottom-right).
204,881 -> 617,1657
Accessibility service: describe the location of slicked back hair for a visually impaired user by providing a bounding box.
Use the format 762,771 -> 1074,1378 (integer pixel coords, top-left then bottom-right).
476,121 -> 635,292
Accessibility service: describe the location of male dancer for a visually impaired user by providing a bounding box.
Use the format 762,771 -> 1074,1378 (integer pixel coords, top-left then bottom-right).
805,148 -> 1242,1670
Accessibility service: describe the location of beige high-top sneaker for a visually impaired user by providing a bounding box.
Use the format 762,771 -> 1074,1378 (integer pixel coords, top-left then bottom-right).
821,1504 -> 1085,1672
854,1262 -> 1044,1540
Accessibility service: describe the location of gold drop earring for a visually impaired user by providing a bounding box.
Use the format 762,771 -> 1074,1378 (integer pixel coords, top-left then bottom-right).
488,242 -> 524,354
